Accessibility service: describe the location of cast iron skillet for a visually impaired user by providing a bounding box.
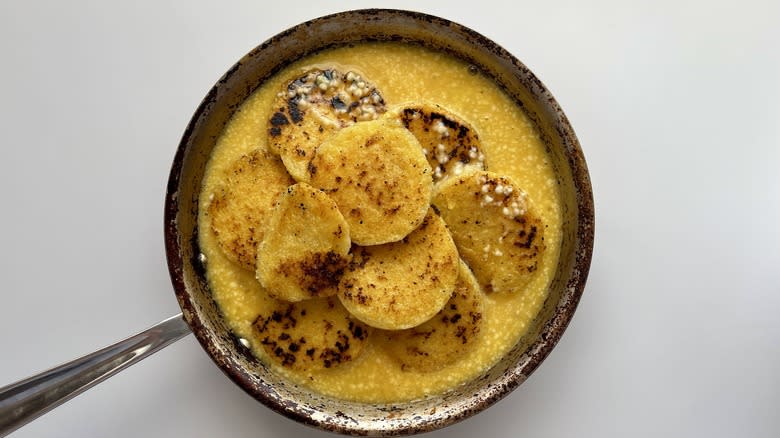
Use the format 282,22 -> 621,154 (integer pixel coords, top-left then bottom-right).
0,9 -> 593,437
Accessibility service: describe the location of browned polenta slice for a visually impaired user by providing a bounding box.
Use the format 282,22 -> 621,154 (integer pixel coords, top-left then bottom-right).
207,149 -> 294,270
432,170 -> 545,294
252,296 -> 370,371
387,102 -> 486,184
267,68 -> 387,181
256,183 -> 351,302
337,209 -> 459,330
307,118 -> 433,246
379,259 -> 483,372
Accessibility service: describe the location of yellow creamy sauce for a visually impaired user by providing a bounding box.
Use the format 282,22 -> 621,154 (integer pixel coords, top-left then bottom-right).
198,42 -> 561,403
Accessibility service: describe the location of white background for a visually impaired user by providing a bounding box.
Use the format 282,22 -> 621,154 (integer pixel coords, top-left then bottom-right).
0,1 -> 778,437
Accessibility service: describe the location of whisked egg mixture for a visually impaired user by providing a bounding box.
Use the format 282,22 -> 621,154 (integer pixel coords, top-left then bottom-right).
197,42 -> 562,403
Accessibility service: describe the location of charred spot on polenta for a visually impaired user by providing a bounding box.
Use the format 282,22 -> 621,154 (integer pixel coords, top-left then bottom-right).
252,297 -> 371,371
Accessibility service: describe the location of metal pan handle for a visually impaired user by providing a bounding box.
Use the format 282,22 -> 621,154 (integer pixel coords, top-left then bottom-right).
0,314 -> 191,437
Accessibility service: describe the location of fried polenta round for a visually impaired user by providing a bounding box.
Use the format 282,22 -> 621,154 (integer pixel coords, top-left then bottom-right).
379,259 -> 484,372
432,171 -> 545,294
388,102 -> 487,184
267,68 -> 387,181
207,149 -> 294,270
252,296 -> 371,371
307,118 -> 433,246
256,183 -> 351,301
337,209 -> 459,330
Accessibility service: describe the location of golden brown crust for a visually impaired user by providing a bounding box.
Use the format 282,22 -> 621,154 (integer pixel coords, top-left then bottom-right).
307,118 -> 433,246
207,149 -> 294,270
252,297 -> 371,371
432,170 -> 545,294
267,68 -> 387,181
379,259 -> 484,372
337,209 -> 459,330
256,183 -> 352,301
387,102 -> 487,185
